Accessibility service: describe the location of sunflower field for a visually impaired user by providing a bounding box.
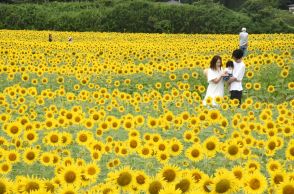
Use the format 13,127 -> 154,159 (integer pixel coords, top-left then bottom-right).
0,30 -> 293,194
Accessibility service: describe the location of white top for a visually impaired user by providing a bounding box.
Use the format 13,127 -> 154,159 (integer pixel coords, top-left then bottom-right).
203,68 -> 224,106
229,61 -> 245,91
224,67 -> 233,74
239,31 -> 248,47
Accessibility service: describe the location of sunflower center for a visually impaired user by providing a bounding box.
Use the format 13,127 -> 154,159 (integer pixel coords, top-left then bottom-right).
270,164 -> 278,171
10,126 -> 19,134
206,142 -> 216,150
249,178 -> 260,190
0,181 -> 6,194
79,134 -> 87,142
175,179 -> 190,192
45,182 -> 54,192
273,175 -> 283,184
103,188 -> 112,194
27,133 -> 35,140
172,144 -> 179,152
228,145 -> 238,155
163,169 -> 176,182
268,142 -> 276,150
130,140 -> 137,148
64,191 -> 74,194
50,135 -> 58,143
1,164 -> 9,172
290,148 -> 294,156
88,167 -> 96,175
142,148 -> 149,155
215,179 -> 230,193
204,180 -> 212,192
136,175 -> 146,185
233,171 -> 242,180
148,181 -> 162,194
64,171 -> 76,183
26,152 -> 35,160
191,149 -> 200,157
159,144 -> 166,151
192,172 -> 202,183
283,185 -> 294,194
25,182 -> 39,193
9,154 -> 17,161
117,172 -> 132,186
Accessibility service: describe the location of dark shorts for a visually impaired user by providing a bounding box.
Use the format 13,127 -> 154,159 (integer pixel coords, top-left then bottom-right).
230,90 -> 242,105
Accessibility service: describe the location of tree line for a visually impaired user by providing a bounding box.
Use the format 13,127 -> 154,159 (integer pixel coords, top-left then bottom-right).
0,0 -> 293,33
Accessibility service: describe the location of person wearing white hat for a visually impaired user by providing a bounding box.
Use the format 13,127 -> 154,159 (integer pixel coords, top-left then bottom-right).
239,27 -> 248,56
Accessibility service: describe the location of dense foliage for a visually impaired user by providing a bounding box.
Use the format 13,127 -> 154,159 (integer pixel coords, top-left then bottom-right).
0,0 -> 293,33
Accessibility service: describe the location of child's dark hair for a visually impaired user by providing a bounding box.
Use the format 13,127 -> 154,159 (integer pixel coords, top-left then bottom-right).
232,49 -> 244,60
226,60 -> 234,68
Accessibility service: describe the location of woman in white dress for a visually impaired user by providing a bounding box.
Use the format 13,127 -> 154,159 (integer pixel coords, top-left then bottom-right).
203,55 -> 227,106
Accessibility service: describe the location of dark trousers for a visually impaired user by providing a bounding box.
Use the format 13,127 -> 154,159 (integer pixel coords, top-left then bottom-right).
230,90 -> 242,106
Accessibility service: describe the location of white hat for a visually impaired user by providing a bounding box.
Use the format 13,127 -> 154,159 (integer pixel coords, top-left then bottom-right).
241,27 -> 246,32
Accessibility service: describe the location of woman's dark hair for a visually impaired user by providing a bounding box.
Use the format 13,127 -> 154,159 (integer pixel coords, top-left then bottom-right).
226,60 -> 234,68
210,55 -> 222,70
232,49 -> 244,60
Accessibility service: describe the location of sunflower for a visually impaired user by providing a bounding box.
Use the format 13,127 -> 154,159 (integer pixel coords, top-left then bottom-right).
156,152 -> 170,164
285,143 -> 294,160
0,162 -> 11,174
243,172 -> 267,194
253,83 -> 261,91
197,175 -> 213,194
123,119 -> 135,130
111,166 -> 133,191
139,146 -> 152,159
245,160 -> 261,173
169,139 -> 183,157
133,170 -> 150,191
83,118 -> 94,129
39,152 -> 53,166
0,177 -> 13,194
57,184 -> 79,194
183,130 -> 194,142
202,136 -> 219,158
267,85 -> 275,93
23,148 -> 40,165
223,140 -> 242,160
5,150 -> 20,164
174,173 -> 196,193
17,176 -> 43,194
185,143 -> 204,162
57,165 -> 82,186
83,162 -> 100,180
270,171 -> 287,187
288,81 -> 294,90
159,184 -> 181,194
208,110 -> 221,123
45,131 -> 60,146
190,168 -> 207,184
158,165 -> 180,183
246,71 -> 254,79
147,117 -> 159,129
76,130 -> 93,145
211,170 -> 240,194
276,180 -> 294,194
280,69 -> 289,78
231,166 -> 245,182
6,122 -> 22,137
148,177 -> 164,194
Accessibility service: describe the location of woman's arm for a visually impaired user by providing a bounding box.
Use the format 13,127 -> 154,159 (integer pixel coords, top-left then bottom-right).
211,73 -> 226,84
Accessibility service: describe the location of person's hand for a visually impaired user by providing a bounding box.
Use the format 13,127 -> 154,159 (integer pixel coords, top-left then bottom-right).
221,72 -> 228,77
